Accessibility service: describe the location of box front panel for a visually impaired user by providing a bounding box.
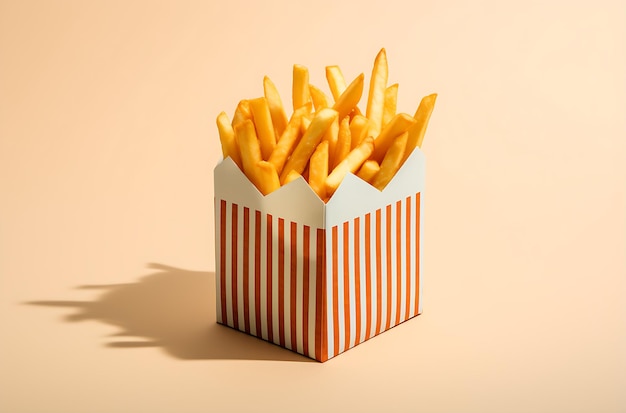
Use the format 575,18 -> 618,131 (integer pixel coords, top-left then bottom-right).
325,192 -> 421,360
215,198 -> 328,361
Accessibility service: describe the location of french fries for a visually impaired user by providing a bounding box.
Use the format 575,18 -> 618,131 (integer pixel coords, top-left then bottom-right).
268,105 -> 308,175
333,117 -> 352,170
263,76 -> 288,137
404,93 -> 437,163
357,160 -> 380,183
283,169 -> 302,185
249,97 -> 276,160
234,119 -> 263,186
256,161 -> 280,195
216,111 -> 242,169
370,113 -> 417,163
333,73 -> 364,120
365,48 -> 388,138
309,140 -> 329,200
372,131 -> 408,190
382,83 -> 398,127
349,114 -> 369,149
325,65 -> 347,101
323,116 -> 339,169
309,84 -> 331,110
232,99 -> 251,127
325,136 -> 375,196
280,107 -> 338,183
292,64 -> 311,111
215,49 -> 437,200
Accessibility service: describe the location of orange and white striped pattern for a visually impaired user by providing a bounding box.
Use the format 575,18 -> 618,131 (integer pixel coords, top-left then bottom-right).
215,192 -> 421,362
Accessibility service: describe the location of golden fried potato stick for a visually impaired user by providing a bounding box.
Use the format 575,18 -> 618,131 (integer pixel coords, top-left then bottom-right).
292,64 -> 311,111
217,111 -> 243,169
356,159 -> 380,184
372,131 -> 408,190
234,119 -> 263,185
249,97 -> 277,160
404,93 -> 437,162
325,65 -> 347,101
263,76 -> 288,137
382,83 -> 398,128
325,136 -> 374,196
268,105 -> 308,175
332,73 -> 364,120
349,114 -> 369,149
309,140 -> 329,200
280,108 -> 338,183
365,48 -> 388,138
300,115 -> 312,135
309,84 -> 331,111
256,161 -> 281,195
371,113 -> 416,163
323,116 -> 339,169
283,170 -> 302,185
232,99 -> 252,127
333,116 -> 351,169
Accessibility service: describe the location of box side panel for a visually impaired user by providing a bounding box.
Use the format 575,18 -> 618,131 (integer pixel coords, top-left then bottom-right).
314,228 -> 328,362
324,192 -> 421,360
417,192 -> 422,315
215,198 -> 227,325
215,197 -> 328,361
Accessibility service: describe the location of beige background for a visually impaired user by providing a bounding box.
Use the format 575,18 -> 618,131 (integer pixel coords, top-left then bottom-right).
1,1 -> 625,412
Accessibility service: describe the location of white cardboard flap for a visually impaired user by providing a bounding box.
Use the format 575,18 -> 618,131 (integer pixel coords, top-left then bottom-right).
214,157 -> 325,228
214,147 -> 425,229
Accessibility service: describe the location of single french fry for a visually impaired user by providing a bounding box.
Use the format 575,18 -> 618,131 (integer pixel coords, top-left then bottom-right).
309,140 -> 329,200
372,131 -> 408,191
325,65 -> 347,101
348,106 -> 363,118
323,116 -> 339,169
333,73 -> 364,120
356,159 -> 380,184
405,93 -> 437,162
232,99 -> 252,127
256,161 -> 281,195
292,64 -> 311,111
309,84 -> 331,111
382,83 -> 398,128
300,115 -> 312,135
263,76 -> 288,137
280,108 -> 338,183
325,136 -> 374,196
234,119 -> 262,184
216,112 -> 243,169
249,97 -> 277,160
283,170 -> 302,185
371,113 -> 416,163
333,116 -> 351,169
349,114 -> 369,149
268,105 -> 308,175
366,48 -> 388,138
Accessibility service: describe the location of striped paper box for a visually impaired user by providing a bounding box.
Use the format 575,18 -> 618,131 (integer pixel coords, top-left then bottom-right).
214,147 -> 425,362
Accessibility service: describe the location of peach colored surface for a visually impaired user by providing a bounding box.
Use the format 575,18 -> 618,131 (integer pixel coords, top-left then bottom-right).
1,1 -> 625,412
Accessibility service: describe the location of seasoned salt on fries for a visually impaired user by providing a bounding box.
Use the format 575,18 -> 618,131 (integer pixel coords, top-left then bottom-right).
216,48 -> 437,202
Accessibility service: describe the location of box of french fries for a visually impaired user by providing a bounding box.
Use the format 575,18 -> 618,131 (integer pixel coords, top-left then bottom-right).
214,49 -> 436,362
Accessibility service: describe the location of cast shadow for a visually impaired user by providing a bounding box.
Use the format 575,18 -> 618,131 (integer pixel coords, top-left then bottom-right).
26,263 -> 312,362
